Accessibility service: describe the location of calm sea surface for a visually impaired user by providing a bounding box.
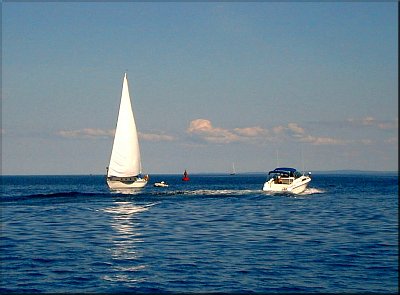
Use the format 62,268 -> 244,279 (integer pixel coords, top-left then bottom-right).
1,173 -> 398,293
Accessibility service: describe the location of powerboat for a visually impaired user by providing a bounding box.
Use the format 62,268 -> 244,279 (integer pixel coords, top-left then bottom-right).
262,167 -> 311,194
154,181 -> 169,187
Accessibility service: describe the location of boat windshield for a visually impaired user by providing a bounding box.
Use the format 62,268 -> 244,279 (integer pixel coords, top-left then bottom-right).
294,171 -> 302,178
267,172 -> 287,181
267,170 -> 302,180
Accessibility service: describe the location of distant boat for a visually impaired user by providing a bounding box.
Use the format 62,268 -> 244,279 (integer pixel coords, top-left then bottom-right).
182,170 -> 190,181
230,163 -> 236,175
106,73 -> 149,189
262,167 -> 311,194
154,181 -> 169,187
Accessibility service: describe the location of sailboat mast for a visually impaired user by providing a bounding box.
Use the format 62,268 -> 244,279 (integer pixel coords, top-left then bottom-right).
230,162 -> 236,175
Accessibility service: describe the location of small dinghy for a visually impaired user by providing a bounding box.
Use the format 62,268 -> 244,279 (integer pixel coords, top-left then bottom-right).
154,181 -> 169,187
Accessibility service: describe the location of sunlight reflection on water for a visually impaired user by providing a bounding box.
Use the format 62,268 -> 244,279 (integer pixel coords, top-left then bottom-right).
101,201 -> 158,285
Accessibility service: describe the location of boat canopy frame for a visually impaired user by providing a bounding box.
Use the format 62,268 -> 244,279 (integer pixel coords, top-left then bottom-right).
268,167 -> 302,178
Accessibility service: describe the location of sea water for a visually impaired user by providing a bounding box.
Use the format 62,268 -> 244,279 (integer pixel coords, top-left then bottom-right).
1,173 -> 398,293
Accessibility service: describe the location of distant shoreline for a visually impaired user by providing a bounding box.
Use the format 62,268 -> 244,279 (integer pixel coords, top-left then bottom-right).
1,170 -> 398,177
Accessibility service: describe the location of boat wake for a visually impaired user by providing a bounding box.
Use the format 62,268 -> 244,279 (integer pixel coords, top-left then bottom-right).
1,191 -> 105,203
2,187 -> 324,204
260,187 -> 325,197
150,189 -> 258,197
186,189 -> 256,196
301,187 -> 325,195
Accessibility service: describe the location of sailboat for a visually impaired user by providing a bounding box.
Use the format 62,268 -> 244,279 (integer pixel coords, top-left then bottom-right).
230,163 -> 236,175
106,73 -> 148,189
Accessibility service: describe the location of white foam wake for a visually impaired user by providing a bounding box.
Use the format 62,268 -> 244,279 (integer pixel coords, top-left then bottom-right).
184,189 -> 256,196
301,187 -> 325,195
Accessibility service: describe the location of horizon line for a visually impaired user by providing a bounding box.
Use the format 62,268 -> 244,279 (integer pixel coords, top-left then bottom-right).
1,170 -> 398,177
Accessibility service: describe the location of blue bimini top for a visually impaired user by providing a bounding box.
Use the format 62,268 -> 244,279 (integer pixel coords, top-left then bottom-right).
268,167 -> 298,175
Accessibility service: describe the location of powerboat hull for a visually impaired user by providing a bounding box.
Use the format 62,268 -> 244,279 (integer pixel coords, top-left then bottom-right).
263,175 -> 311,194
107,177 -> 148,189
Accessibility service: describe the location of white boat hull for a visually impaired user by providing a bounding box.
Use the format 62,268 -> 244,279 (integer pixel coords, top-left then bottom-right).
107,177 -> 147,189
263,176 -> 311,194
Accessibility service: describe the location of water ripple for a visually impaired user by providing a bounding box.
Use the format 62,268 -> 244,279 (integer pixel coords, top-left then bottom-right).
1,174 -> 398,293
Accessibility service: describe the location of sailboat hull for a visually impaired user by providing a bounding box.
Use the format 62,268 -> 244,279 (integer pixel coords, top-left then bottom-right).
107,177 -> 148,189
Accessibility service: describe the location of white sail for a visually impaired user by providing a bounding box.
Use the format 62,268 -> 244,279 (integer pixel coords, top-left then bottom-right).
107,73 -> 142,177
230,162 -> 236,175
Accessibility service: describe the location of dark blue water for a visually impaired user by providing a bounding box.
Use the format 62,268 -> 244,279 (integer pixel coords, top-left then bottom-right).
1,173 -> 398,293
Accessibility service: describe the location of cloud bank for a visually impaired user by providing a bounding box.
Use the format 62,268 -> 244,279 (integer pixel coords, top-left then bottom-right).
57,128 -> 115,139
56,116 -> 397,147
187,119 -> 269,144
346,116 -> 398,130
57,128 -> 175,142
139,132 -> 175,142
187,118 -> 345,145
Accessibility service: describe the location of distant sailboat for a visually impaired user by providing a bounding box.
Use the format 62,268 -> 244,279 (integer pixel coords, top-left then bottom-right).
106,73 -> 148,189
230,163 -> 236,175
182,170 -> 190,181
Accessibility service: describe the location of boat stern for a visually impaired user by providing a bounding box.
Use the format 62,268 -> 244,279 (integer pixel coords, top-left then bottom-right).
107,177 -> 148,189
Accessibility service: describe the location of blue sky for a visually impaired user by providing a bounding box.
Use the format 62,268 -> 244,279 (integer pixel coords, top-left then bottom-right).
2,2 -> 398,175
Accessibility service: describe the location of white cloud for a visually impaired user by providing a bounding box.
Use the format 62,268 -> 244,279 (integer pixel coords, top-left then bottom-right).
378,118 -> 398,130
271,123 -> 345,145
57,128 -> 115,139
187,119 -> 213,133
359,139 -> 373,145
299,135 -> 347,145
361,116 -> 376,126
139,132 -> 175,142
233,126 -> 267,137
272,125 -> 286,135
384,137 -> 398,144
187,119 -> 241,144
347,116 -> 398,130
347,116 -> 376,126
58,128 -> 175,142
187,119 -> 270,144
287,123 -> 305,135
187,119 -> 344,146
